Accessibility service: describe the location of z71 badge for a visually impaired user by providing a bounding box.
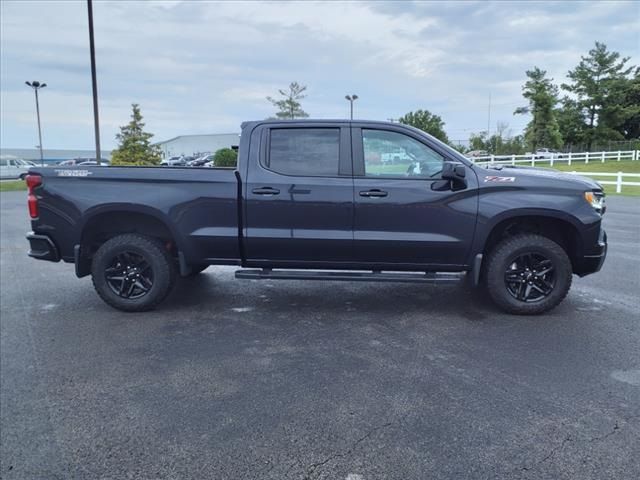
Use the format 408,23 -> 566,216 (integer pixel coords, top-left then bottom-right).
55,169 -> 93,177
484,175 -> 515,183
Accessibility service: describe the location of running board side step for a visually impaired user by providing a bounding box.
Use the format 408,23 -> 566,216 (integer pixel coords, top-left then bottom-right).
235,269 -> 464,284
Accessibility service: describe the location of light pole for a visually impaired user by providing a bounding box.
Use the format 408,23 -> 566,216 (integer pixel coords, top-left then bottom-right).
25,81 -> 46,166
345,94 -> 358,120
87,0 -> 102,165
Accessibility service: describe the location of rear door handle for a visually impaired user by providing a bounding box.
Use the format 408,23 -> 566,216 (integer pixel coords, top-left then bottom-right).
359,189 -> 388,198
252,187 -> 280,195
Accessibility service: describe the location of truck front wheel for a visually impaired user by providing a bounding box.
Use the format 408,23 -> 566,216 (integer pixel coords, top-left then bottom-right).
91,234 -> 176,312
484,234 -> 572,315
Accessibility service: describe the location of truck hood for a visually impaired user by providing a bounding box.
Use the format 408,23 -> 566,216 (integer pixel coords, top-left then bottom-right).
482,165 -> 602,190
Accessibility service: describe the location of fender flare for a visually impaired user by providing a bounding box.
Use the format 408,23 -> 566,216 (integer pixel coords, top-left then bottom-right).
470,207 -> 584,263
76,203 -> 187,253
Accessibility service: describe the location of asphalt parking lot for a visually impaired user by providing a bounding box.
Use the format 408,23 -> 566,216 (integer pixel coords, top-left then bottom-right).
1,190 -> 639,480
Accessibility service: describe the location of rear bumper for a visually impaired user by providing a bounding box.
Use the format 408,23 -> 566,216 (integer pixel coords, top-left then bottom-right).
575,228 -> 607,276
26,232 -> 60,262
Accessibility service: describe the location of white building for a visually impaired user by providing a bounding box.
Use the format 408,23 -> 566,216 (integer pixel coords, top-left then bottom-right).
155,133 -> 240,159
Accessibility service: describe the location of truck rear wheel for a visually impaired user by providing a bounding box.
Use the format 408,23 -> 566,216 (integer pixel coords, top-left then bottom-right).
91,234 -> 176,312
484,234 -> 572,315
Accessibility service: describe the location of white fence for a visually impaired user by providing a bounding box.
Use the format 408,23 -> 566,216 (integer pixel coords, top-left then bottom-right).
471,149 -> 639,167
566,171 -> 640,193
469,149 -> 640,193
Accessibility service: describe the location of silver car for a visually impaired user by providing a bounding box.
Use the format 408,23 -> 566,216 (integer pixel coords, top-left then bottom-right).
0,156 -> 31,180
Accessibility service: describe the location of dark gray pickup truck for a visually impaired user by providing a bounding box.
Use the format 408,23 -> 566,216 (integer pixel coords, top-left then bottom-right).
25,119 -> 607,314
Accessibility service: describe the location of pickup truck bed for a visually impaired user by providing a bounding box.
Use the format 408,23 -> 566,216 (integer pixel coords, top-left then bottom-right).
29,166 -> 241,267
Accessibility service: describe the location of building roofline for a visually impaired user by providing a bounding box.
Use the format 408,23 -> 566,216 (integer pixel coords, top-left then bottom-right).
154,132 -> 240,145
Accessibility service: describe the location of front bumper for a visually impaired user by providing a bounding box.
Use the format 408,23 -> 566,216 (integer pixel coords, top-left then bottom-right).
26,232 -> 60,262
575,228 -> 607,276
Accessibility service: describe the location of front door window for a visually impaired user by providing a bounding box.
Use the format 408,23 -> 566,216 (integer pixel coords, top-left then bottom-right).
362,129 -> 445,179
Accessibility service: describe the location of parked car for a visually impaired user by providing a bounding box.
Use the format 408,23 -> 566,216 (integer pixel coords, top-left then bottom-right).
160,156 -> 185,166
58,158 -> 96,166
187,154 -> 214,167
25,119 -> 607,315
381,151 -> 412,164
531,148 -> 559,159
0,156 -> 31,179
77,160 -> 109,166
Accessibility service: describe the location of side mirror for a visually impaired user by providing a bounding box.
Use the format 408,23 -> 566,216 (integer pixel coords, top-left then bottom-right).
441,161 -> 466,180
433,161 -> 467,192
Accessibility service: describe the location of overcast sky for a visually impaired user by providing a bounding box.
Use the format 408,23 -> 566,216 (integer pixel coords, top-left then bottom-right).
1,0 -> 638,149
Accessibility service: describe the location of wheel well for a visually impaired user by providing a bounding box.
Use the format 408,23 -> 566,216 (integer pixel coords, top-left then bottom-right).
81,211 -> 177,257
483,216 -> 581,269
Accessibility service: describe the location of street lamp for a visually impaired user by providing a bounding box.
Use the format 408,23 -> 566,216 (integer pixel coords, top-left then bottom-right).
345,94 -> 358,120
25,80 -> 46,166
87,0 -> 102,165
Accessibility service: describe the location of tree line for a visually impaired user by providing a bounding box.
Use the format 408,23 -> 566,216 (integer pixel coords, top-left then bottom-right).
516,42 -> 638,153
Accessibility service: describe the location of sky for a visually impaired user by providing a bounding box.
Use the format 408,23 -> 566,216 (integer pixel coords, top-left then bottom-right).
1,0 -> 638,150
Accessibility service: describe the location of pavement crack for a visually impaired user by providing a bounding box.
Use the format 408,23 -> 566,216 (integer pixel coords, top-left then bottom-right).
303,417 -> 401,479
519,433 -> 573,473
588,421 -> 620,443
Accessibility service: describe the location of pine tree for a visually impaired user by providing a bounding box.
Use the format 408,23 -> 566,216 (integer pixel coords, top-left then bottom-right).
110,104 -> 162,166
556,96 -> 586,148
266,82 -> 309,119
515,67 -> 562,151
562,42 -> 635,149
620,68 -> 640,140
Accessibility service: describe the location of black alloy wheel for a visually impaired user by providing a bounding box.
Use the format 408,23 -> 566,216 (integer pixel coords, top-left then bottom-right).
504,252 -> 555,302
484,234 -> 572,315
91,234 -> 176,312
105,251 -> 154,299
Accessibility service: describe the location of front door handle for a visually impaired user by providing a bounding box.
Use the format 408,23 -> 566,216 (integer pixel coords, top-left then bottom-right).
252,187 -> 280,195
359,189 -> 388,198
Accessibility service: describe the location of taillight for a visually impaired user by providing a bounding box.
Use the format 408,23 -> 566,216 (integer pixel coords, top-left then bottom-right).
25,174 -> 42,219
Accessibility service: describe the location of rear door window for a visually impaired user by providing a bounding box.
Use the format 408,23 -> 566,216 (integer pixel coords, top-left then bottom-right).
266,128 -> 340,176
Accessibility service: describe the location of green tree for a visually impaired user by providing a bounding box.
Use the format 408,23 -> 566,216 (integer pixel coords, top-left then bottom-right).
468,123 -> 526,155
619,67 -> 640,140
398,109 -> 449,143
449,143 -> 468,154
213,148 -> 237,167
555,96 -> 585,147
468,131 -> 489,152
267,82 -> 309,119
110,104 -> 161,166
515,67 -> 562,151
562,42 -> 635,149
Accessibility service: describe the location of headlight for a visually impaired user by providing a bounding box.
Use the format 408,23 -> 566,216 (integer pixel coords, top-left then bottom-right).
584,191 -> 605,214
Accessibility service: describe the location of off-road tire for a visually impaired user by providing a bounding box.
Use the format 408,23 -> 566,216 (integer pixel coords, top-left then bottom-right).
91,234 -> 176,312
484,234 -> 572,315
